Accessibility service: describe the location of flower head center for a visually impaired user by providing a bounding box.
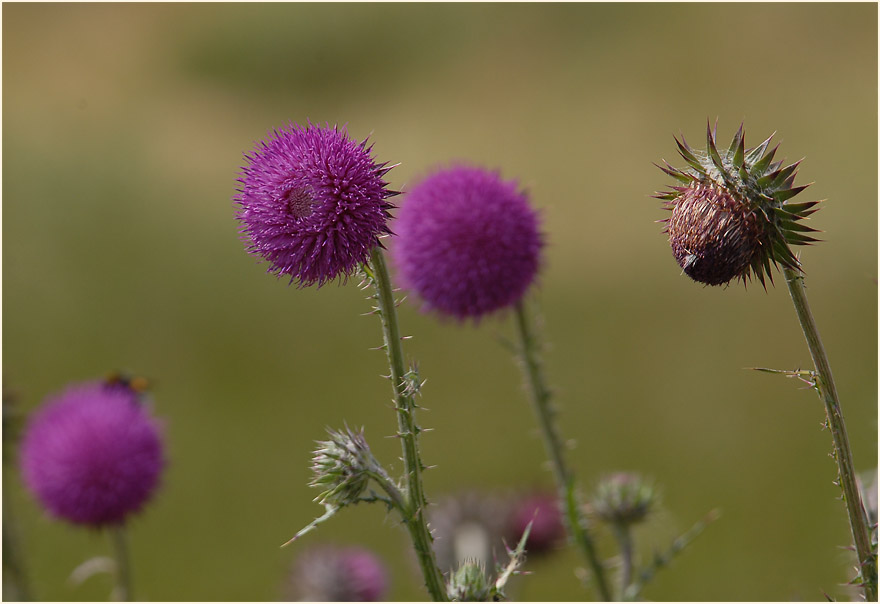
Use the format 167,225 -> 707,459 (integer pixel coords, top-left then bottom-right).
285,187 -> 316,220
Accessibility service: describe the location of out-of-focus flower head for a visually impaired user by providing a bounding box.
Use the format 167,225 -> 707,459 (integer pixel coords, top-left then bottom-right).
429,491 -> 512,574
392,165 -> 542,320
19,379 -> 165,527
591,472 -> 657,528
505,491 -> 565,555
289,544 -> 388,601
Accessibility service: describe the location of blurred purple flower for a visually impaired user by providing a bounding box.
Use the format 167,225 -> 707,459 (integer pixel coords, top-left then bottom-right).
392,165 -> 542,320
19,380 -> 165,527
506,491 -> 564,555
290,545 -> 388,601
235,122 -> 395,287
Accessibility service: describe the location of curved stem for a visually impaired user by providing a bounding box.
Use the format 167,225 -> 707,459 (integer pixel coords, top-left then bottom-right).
369,247 -> 448,602
783,267 -> 876,600
513,299 -> 612,601
109,525 -> 132,602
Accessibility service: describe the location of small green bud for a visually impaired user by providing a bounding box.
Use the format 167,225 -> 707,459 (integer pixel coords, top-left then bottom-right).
447,560 -> 492,602
592,472 -> 657,527
310,426 -> 378,508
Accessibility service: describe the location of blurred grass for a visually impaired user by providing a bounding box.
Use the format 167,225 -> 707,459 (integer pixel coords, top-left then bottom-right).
3,3 -> 877,601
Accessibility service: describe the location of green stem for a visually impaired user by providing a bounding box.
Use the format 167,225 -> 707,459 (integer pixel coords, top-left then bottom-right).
783,267 -> 876,600
513,300 -> 611,601
369,247 -> 448,602
109,525 -> 132,602
612,524 -> 634,600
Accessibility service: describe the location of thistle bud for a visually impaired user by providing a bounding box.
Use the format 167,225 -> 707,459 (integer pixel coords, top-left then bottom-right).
592,473 -> 657,527
655,122 -> 821,287
310,426 -> 378,508
446,560 -> 492,602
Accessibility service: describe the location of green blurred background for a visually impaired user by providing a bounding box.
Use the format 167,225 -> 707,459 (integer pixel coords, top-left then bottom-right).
3,3 -> 877,601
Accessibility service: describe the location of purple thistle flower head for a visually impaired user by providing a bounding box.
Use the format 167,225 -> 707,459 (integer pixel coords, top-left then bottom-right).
392,165 -> 543,320
291,545 -> 388,601
235,122 -> 396,287
19,380 -> 165,527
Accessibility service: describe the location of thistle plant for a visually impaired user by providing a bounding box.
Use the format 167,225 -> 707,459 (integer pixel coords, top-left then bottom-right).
655,122 -> 876,600
392,165 -> 612,599
591,473 -> 657,599
584,473 -> 719,602
236,122 -> 447,600
19,377 -> 166,601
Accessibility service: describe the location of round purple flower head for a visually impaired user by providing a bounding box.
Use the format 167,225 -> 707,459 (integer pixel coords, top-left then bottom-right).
20,380 -> 164,527
392,166 -> 542,320
291,545 -> 388,601
235,122 -> 395,287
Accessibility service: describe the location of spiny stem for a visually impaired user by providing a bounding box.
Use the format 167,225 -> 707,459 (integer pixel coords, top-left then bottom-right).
109,525 -> 132,602
783,267 -> 876,601
513,299 -> 611,601
369,246 -> 448,602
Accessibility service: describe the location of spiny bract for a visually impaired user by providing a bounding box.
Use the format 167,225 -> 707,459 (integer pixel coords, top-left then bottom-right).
655,122 -> 821,287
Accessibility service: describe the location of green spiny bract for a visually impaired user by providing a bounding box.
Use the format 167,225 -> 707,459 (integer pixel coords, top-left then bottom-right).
310,426 -> 377,508
446,560 -> 493,602
655,122 -> 821,287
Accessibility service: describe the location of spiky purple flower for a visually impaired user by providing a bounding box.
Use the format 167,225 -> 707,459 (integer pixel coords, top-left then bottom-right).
392,166 -> 542,320
19,380 -> 164,527
235,123 -> 395,287
290,545 -> 388,601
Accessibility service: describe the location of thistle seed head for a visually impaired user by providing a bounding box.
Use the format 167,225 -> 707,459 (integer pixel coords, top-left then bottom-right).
655,122 -> 821,288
